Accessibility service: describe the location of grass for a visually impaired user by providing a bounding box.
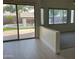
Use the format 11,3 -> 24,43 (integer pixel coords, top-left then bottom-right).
3,27 -> 34,31
3,28 -> 17,31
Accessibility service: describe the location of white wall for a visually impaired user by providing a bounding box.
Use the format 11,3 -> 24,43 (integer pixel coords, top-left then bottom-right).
40,26 -> 60,53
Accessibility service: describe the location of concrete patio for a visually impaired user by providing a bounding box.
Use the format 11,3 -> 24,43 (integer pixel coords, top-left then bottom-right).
3,29 -> 35,41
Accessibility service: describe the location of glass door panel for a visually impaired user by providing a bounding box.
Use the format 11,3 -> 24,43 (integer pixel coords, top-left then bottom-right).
17,5 -> 35,39
3,4 -> 18,41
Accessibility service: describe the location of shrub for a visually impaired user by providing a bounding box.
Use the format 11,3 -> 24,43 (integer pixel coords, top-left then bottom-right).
6,16 -> 14,20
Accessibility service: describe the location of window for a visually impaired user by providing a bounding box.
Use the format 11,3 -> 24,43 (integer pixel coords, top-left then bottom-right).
3,4 -> 35,41
63,10 -> 67,23
49,9 -> 54,24
71,10 -> 75,23
17,5 -> 35,39
41,8 -> 44,25
54,10 -> 63,24
49,9 -> 67,24
3,4 -> 17,41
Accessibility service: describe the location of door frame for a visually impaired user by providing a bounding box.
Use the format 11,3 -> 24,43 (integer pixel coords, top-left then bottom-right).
3,4 -> 36,42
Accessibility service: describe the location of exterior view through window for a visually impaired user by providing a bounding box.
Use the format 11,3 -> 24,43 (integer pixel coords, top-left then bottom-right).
71,10 -> 74,23
3,4 -> 18,41
17,5 -> 35,39
41,9 -> 44,25
3,4 -> 35,41
49,9 -> 67,24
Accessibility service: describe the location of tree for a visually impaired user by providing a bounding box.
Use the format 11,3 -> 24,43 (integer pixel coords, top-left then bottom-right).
3,5 -> 34,13
49,9 -> 60,16
3,5 -> 16,13
17,5 -> 34,12
54,10 -> 60,16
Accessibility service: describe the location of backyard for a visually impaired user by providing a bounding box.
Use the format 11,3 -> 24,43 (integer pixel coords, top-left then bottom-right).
3,23 -> 35,40
3,4 -> 35,41
3,24 -> 34,31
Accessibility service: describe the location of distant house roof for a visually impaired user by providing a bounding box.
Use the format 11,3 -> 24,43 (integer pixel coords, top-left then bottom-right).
20,11 -> 34,18
3,9 -> 34,18
3,12 -> 16,16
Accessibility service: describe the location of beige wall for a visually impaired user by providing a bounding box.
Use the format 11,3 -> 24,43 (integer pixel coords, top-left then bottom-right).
34,3 -> 41,39
4,0 -> 74,9
40,24 -> 74,53
42,24 -> 75,32
3,0 -> 37,5
40,26 -> 60,53
40,0 -> 74,9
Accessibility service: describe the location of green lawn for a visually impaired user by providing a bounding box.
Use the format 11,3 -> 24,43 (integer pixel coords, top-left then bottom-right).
3,27 -> 34,31
3,28 -> 17,31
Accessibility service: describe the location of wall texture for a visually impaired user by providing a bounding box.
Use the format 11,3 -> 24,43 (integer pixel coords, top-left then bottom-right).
60,32 -> 75,49
40,24 -> 75,53
40,26 -> 60,53
4,0 -> 75,9
40,0 -> 75,9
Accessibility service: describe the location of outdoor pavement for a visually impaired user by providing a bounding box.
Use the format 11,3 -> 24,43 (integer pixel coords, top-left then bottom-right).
3,29 -> 35,40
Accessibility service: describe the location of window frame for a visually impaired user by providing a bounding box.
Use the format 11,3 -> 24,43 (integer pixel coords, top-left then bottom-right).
70,10 -> 75,23
48,8 -> 68,24
40,8 -> 44,25
3,4 -> 36,42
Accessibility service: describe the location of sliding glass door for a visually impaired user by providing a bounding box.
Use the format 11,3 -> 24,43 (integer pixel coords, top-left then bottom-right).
3,4 -> 35,41
3,4 -> 18,41
17,5 -> 35,39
